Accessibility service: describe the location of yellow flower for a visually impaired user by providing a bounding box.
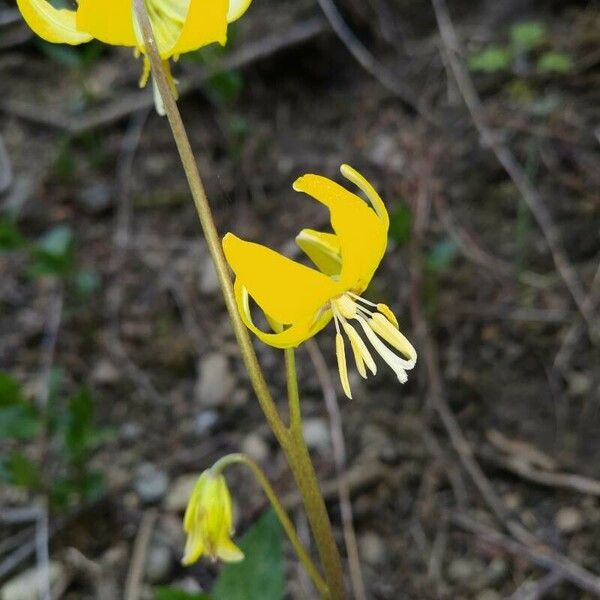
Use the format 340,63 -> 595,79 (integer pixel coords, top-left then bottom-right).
182,469 -> 244,565
15,0 -> 253,111
223,164 -> 417,399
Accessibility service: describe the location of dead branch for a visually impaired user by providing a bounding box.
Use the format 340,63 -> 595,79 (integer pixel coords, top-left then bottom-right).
124,509 -> 158,600
452,512 -> 600,596
479,449 -> 600,497
508,571 -> 565,600
554,260 -> 600,370
0,17 -> 327,134
316,0 -> 437,124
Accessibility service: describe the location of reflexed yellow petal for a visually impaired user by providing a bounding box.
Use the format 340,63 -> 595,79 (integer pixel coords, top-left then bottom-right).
293,174 -> 387,293
216,536 -> 245,562
223,233 -> 339,325
169,0 -> 228,56
16,0 -> 92,44
76,0 -> 137,47
234,281 -> 332,349
182,528 -> 205,565
183,472 -> 207,531
340,164 -> 389,227
296,228 -> 342,276
335,332 -> 352,399
227,0 -> 253,22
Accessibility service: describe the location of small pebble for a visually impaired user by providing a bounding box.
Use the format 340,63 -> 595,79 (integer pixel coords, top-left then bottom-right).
192,411 -> 219,436
120,422 -> 142,441
477,591 -> 502,600
555,506 -> 583,533
196,352 -> 235,407
241,433 -> 270,462
134,463 -> 169,504
145,543 -> 172,583
76,181 -> 113,214
0,562 -> 65,600
199,257 -> 219,295
359,532 -> 385,566
448,557 -> 482,583
302,418 -> 330,452
91,359 -> 120,385
165,474 -> 198,512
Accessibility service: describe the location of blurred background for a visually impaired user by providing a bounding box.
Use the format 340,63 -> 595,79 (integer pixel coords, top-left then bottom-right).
0,0 -> 599,598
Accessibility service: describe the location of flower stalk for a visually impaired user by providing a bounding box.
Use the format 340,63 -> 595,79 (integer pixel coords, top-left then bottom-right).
211,453 -> 328,596
132,1 -> 345,597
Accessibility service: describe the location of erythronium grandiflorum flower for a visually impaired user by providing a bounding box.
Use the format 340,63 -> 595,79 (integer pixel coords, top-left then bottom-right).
182,469 -> 244,565
222,164 -> 417,399
15,0 -> 252,113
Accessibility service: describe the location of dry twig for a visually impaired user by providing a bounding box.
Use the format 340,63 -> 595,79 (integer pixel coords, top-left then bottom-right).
315,0 -> 436,123
0,18 -> 327,133
508,571 -> 565,600
479,449 -> 600,497
452,513 -> 600,596
104,109 -> 166,406
124,509 -> 158,600
408,148 -> 535,547
554,261 -> 600,370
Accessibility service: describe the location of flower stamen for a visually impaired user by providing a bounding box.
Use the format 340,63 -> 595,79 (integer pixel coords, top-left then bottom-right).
331,293 -> 416,398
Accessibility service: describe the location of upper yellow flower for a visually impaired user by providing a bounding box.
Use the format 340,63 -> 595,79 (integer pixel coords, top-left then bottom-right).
223,164 -> 417,399
182,469 -> 244,565
16,0 -> 251,54
16,0 -> 253,110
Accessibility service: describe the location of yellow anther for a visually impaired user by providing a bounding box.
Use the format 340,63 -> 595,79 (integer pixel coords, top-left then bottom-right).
139,55 -> 151,87
342,320 -> 376,377
335,332 -> 352,399
376,303 -> 399,328
370,313 -> 416,362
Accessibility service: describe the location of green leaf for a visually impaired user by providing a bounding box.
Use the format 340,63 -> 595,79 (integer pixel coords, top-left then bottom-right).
38,225 -> 74,257
154,587 -> 212,600
426,239 -> 458,272
0,372 -> 25,406
0,452 -> 41,489
388,204 -> 412,244
29,225 -> 75,277
73,269 -> 101,298
213,510 -> 283,600
0,405 -> 40,440
510,21 -> 545,53
64,388 -> 94,457
537,51 -> 573,74
36,41 -> 85,68
0,373 -> 39,440
0,219 -> 26,251
206,71 -> 244,105
469,46 -> 511,73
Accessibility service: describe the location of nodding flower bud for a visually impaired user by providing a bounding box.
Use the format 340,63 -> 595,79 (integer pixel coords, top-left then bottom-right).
182,470 -> 244,566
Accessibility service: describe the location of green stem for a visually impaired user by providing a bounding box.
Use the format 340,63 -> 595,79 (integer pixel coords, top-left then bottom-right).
212,453 -> 328,597
284,349 -> 346,599
132,0 -> 287,448
285,347 -> 302,431
132,3 -> 345,598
